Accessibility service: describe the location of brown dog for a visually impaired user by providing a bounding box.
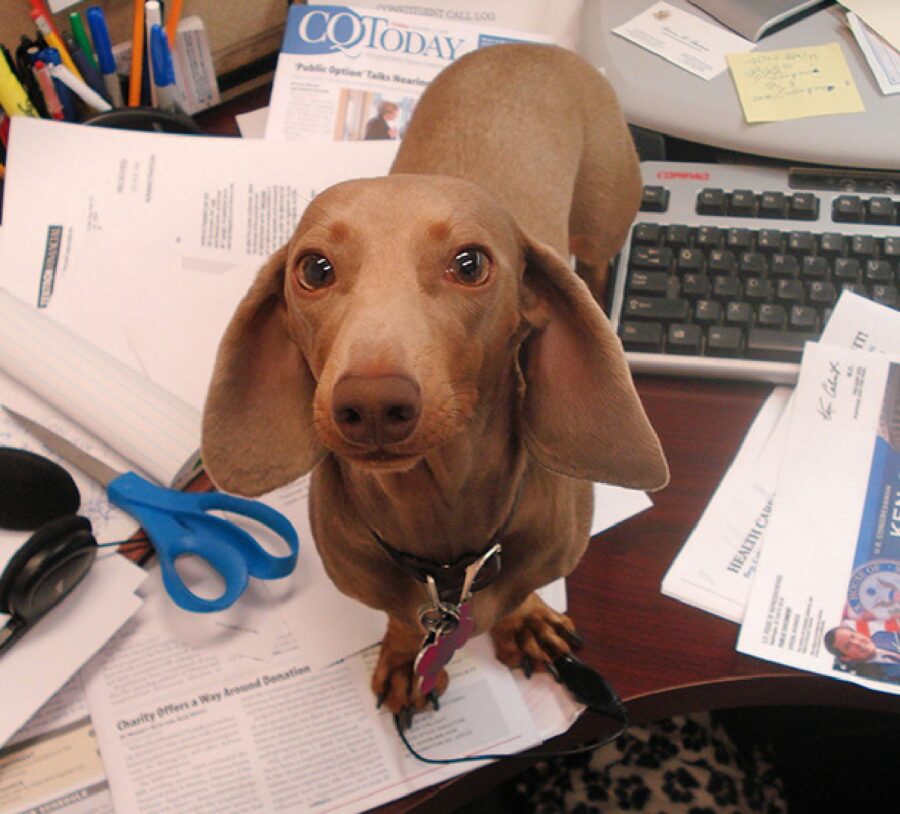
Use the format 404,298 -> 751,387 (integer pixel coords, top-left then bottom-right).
202,44 -> 668,714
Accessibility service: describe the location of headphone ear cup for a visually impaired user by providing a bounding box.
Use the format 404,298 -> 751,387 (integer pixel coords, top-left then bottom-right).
0,515 -> 97,623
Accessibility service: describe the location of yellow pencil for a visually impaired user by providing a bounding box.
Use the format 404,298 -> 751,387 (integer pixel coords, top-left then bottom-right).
165,0 -> 185,45
30,9 -> 84,82
129,0 -> 145,106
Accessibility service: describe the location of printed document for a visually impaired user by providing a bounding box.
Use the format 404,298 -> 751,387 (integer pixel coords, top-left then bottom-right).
265,3 -> 551,142
737,342 -> 900,696
663,293 -> 900,622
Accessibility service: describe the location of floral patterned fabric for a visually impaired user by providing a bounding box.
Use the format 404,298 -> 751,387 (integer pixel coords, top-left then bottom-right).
512,713 -> 787,814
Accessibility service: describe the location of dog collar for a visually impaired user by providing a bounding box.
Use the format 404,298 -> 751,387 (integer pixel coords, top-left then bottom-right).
371,478 -> 525,603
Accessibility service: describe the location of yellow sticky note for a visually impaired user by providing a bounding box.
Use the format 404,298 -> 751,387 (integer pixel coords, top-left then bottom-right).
727,43 -> 865,123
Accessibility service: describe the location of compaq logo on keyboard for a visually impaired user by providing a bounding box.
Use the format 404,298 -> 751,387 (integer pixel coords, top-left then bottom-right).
657,171 -> 711,181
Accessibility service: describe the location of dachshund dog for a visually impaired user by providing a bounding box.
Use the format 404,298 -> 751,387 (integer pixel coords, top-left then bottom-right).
202,44 -> 668,715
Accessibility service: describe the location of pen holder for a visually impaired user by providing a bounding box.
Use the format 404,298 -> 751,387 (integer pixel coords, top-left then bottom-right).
84,106 -> 202,134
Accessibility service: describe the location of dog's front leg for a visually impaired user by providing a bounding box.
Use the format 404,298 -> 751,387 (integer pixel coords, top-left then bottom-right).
490,593 -> 583,676
372,616 -> 447,716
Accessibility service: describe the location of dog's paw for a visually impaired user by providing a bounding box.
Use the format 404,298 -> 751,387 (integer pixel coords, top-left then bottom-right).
371,619 -> 448,718
490,592 -> 584,677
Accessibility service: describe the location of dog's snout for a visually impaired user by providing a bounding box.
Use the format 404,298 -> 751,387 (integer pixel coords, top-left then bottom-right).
332,375 -> 421,446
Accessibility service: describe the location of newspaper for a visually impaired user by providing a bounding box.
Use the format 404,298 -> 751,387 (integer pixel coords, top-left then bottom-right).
264,3 -> 551,142
662,293 -> 900,621
737,342 -> 900,696
81,562 -> 580,814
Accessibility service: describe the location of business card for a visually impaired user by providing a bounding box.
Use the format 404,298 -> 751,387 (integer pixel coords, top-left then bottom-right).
613,1 -> 754,80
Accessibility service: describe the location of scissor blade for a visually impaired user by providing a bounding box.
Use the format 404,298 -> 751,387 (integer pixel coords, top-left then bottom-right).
2,406 -> 121,487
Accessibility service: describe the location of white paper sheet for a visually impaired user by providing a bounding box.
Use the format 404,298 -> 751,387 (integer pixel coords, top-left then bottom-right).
737,343 -> 900,695
663,293 -> 900,622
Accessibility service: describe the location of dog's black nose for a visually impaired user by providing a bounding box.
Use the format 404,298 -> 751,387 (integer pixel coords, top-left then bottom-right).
332,375 -> 421,446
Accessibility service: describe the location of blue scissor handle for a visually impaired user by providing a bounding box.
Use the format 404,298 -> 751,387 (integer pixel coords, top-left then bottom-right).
107,472 -> 300,613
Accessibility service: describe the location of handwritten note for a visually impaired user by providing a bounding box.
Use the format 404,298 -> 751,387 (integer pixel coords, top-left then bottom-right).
727,44 -> 865,123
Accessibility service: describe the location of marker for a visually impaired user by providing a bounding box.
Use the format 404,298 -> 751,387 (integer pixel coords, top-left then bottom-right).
69,12 -> 99,71
62,31 -> 108,102
144,1 -> 162,107
30,9 -> 84,83
149,24 -> 178,113
50,63 -> 111,112
32,60 -> 64,120
0,45 -> 39,117
36,48 -> 77,122
86,6 -> 123,108
128,0 -> 145,107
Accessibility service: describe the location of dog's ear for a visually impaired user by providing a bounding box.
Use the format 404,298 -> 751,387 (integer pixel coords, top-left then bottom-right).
518,238 -> 668,490
202,245 -> 325,496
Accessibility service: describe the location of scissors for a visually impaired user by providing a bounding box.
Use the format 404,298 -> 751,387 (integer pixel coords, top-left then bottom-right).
3,407 -> 299,614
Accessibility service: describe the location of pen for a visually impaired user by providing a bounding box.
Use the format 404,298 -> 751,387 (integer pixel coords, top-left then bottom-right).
62,32 -> 109,102
0,45 -> 39,117
32,60 -> 64,120
36,48 -> 77,121
145,1 -> 163,107
30,9 -> 84,84
149,24 -> 178,113
68,11 -> 99,72
50,63 -> 112,113
128,0 -> 145,107
86,7 -> 123,109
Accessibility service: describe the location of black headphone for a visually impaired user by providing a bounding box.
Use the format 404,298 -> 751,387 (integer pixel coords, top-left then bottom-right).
0,447 -> 99,656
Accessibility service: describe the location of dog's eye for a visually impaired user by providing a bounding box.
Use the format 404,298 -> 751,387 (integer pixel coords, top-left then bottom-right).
446,248 -> 490,287
296,254 -> 335,291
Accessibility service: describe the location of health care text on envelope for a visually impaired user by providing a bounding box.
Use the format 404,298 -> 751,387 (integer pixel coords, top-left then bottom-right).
727,43 -> 865,122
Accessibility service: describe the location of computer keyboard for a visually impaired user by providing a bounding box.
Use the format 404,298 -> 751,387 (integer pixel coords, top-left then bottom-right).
607,161 -> 900,384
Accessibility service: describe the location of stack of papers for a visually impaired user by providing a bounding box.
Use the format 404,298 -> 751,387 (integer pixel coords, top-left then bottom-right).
664,293 -> 900,696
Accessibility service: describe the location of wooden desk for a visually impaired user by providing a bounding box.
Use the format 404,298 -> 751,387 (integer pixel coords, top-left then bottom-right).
193,96 -> 897,814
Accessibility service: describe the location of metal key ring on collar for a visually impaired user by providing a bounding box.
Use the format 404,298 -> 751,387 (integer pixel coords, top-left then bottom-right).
419,602 -> 460,633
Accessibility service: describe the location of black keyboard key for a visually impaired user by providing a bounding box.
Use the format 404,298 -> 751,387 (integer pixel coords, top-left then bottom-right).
789,192 -> 819,220
713,275 -> 742,301
664,225 -> 691,248
633,223 -> 662,244
726,301 -> 753,327
884,237 -> 900,259
745,276 -> 773,302
709,249 -> 738,274
696,226 -> 723,247
630,246 -> 674,271
866,197 -> 896,225
620,321 -> 664,352
770,254 -> 800,277
623,296 -> 690,322
871,285 -> 899,308
667,323 -> 703,354
759,192 -> 788,219
841,282 -> 869,298
726,228 -> 754,250
640,185 -> 669,212
757,229 -> 784,253
834,257 -> 862,282
681,272 -> 710,299
747,328 -> 816,362
758,303 -> 787,329
707,326 -> 743,357
776,278 -> 804,304
819,233 -> 847,256
865,260 -> 893,284
693,299 -> 722,325
851,235 -> 877,259
789,305 -> 817,331
833,195 -> 864,223
697,188 -> 727,215
788,231 -> 816,254
801,257 -> 829,280
628,270 -> 670,294
729,189 -> 758,217
807,280 -> 837,306
739,251 -> 767,276
676,247 -> 704,273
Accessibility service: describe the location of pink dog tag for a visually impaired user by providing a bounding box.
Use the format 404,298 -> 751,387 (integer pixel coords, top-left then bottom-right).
414,601 -> 475,695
